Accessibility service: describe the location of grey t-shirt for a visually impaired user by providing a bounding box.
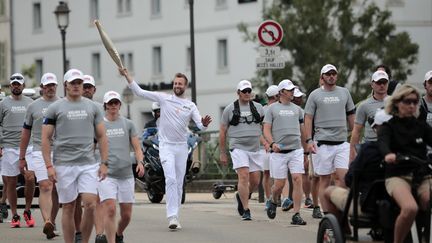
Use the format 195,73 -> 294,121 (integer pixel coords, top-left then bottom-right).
24,97 -> 59,151
424,98 -> 432,127
93,100 -> 104,163
304,86 -> 355,141
44,97 -> 104,166
0,96 -> 33,148
104,116 -> 137,179
264,102 -> 304,150
221,101 -> 264,152
354,97 -> 385,142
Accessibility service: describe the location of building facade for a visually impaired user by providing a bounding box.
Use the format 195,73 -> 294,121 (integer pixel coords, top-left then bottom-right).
4,0 -> 432,130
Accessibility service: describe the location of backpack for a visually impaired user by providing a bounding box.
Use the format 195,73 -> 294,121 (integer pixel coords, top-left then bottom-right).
229,100 -> 262,126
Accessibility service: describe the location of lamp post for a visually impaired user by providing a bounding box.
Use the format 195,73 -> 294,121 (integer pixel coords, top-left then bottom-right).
54,1 -> 70,96
188,0 -> 197,104
122,87 -> 134,119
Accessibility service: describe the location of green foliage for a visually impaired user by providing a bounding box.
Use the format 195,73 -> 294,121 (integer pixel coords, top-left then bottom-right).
239,0 -> 418,103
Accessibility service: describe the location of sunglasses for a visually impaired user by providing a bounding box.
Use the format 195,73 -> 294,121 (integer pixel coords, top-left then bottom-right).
240,88 -> 252,94
374,80 -> 388,85
10,76 -> 23,81
401,98 -> 419,105
107,100 -> 121,105
324,72 -> 337,76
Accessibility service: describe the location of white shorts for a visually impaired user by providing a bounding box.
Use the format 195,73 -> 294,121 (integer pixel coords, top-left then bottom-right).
312,142 -> 349,176
55,163 -> 99,204
98,177 -> 135,203
1,147 -> 33,177
230,149 -> 263,172
27,151 -> 53,182
269,149 -> 304,179
260,149 -> 270,171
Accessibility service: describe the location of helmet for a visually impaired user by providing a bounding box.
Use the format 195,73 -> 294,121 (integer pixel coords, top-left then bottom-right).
151,102 -> 160,117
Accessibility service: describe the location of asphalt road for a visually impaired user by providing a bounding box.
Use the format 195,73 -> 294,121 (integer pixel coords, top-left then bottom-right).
0,192 -> 372,243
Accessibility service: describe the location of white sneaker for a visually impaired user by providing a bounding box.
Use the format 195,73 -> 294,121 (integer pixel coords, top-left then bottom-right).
168,217 -> 179,230
177,223 -> 182,230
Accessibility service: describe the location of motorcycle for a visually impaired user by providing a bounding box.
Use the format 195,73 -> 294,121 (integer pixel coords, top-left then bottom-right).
133,127 -> 201,204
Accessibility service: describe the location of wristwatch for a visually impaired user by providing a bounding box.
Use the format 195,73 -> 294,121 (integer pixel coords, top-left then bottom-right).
100,161 -> 109,167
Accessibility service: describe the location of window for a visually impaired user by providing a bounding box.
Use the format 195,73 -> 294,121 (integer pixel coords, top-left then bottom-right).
0,0 -> 5,17
0,42 -> 6,81
33,3 -> 42,30
117,0 -> 132,14
151,0 -> 161,17
217,39 -> 228,70
216,0 -> 227,9
90,0 -> 99,21
120,52 -> 134,73
152,46 -> 162,75
238,0 -> 257,3
186,47 -> 191,69
35,59 -> 43,83
92,53 -> 101,81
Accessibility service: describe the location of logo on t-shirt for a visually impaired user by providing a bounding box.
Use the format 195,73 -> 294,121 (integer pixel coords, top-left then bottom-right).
323,96 -> 340,104
11,106 -> 26,113
67,110 -> 88,120
42,108 -> 48,116
106,128 -> 125,137
241,111 -> 252,117
279,110 -> 295,116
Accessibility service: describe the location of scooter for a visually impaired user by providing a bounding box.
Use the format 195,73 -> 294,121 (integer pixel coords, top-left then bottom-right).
134,127 -> 201,204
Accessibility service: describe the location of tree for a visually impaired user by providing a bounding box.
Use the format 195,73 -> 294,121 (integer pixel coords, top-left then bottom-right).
239,0 -> 418,103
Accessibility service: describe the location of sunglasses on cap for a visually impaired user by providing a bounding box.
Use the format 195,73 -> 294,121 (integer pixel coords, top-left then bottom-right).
374,79 -> 388,85
401,98 -> 419,105
324,71 -> 337,76
10,76 -> 23,81
240,88 -> 252,94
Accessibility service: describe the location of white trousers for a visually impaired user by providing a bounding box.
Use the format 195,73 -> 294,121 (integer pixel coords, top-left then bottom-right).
159,142 -> 188,219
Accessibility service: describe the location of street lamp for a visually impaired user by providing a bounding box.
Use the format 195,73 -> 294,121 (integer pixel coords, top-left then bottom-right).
188,0 -> 197,104
122,87 -> 134,119
54,1 -> 70,96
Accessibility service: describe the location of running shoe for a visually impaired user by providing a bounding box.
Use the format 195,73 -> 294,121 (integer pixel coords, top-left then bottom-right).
10,214 -> 20,228
0,202 -> 8,219
95,234 -> 107,243
43,221 -> 56,239
265,198 -> 272,211
115,234 -> 124,243
312,206 -> 323,219
235,192 -> 245,216
23,210 -> 35,227
241,209 -> 252,221
304,197 -> 314,208
291,212 -> 307,225
168,217 -> 179,230
281,197 -> 293,211
267,202 -> 277,219
75,231 -> 82,243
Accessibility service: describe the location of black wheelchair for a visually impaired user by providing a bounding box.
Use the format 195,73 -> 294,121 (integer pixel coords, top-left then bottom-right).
317,153 -> 432,243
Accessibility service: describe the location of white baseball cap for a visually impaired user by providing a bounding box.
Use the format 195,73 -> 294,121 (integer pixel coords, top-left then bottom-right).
103,91 -> 122,104
265,85 -> 279,97
41,73 -> 58,86
320,64 -> 338,75
293,88 -> 305,98
278,79 -> 296,92
371,70 -> 389,82
64,69 -> 84,82
424,70 -> 432,82
371,109 -> 392,128
83,75 -> 95,86
9,73 -> 25,85
237,80 -> 252,91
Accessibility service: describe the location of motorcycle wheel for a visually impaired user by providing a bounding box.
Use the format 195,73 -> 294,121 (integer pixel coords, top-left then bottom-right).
213,190 -> 223,199
147,188 -> 164,203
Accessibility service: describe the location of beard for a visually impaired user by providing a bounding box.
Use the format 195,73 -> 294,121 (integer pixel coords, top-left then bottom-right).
83,92 -> 93,99
12,88 -> 23,96
174,88 -> 184,96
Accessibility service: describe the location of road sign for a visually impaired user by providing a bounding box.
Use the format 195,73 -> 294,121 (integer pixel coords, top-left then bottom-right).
257,20 -> 283,46
258,46 -> 281,57
256,57 -> 285,69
